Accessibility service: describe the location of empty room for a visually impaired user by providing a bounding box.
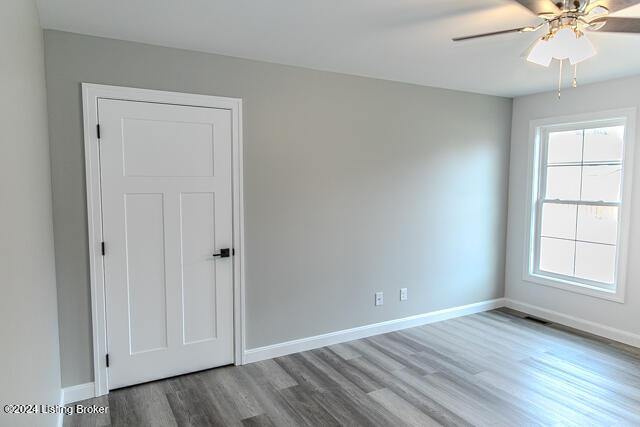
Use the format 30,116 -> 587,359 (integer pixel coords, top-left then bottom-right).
3,0 -> 640,425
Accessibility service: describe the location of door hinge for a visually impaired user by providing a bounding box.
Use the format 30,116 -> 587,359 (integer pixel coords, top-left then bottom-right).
96,124 -> 101,139
106,354 -> 110,368
101,241 -> 105,256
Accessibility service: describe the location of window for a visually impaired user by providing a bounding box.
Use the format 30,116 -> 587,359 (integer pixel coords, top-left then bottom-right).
526,111 -> 635,301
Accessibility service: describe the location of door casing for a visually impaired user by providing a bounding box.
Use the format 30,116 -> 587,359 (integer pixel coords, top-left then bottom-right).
82,83 -> 245,397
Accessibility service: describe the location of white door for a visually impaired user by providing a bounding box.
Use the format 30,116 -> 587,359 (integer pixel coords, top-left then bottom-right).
99,99 -> 234,389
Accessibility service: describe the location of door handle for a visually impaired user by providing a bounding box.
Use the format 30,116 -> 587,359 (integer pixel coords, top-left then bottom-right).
212,248 -> 231,258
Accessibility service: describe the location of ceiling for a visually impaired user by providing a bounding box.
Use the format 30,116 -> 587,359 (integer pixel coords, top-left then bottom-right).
36,0 -> 640,97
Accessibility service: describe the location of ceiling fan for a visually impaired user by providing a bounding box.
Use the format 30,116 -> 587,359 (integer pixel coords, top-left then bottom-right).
452,0 -> 640,96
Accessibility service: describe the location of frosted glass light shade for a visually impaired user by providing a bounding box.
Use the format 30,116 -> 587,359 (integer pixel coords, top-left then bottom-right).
526,27 -> 596,67
526,36 -> 555,66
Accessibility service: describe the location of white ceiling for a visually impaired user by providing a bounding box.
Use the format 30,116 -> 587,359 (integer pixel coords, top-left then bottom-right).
36,0 -> 640,97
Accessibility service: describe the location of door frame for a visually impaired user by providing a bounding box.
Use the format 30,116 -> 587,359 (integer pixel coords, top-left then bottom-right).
82,83 -> 246,397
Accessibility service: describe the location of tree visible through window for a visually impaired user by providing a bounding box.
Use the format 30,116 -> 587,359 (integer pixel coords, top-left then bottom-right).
533,122 -> 625,288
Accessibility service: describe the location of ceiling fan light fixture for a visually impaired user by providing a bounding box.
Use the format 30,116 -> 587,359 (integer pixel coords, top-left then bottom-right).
568,31 -> 596,64
449,0 -> 640,98
526,26 -> 596,67
525,36 -> 554,66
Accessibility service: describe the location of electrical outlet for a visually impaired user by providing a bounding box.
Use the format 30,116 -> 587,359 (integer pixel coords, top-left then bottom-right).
375,292 -> 384,306
400,288 -> 408,301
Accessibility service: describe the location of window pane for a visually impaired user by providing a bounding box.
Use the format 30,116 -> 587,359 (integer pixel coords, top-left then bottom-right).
577,205 -> 618,245
581,165 -> 622,202
541,203 -> 577,240
583,126 -> 624,163
575,242 -> 616,285
545,166 -> 581,200
539,237 -> 575,276
547,130 -> 583,164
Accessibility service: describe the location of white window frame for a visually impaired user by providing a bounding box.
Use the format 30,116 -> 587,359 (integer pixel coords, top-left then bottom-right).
523,108 -> 636,303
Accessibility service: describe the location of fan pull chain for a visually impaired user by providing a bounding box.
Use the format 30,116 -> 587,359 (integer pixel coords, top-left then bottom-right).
558,59 -> 563,99
572,63 -> 578,88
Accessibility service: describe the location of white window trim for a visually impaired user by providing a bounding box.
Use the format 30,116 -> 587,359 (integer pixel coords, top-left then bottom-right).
523,108 -> 637,303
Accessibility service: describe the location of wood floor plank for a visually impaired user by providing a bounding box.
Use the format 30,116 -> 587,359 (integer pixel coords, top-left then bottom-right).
368,388 -> 441,427
489,311 -> 639,365
191,369 -> 248,425
276,385 -> 341,426
476,370 -> 594,426
402,333 -> 485,375
232,377 -> 306,427
327,342 -> 362,360
403,351 -> 555,426
209,366 -> 264,420
451,315 -> 547,357
63,396 -> 111,427
346,353 -> 473,426
164,391 -> 215,426
310,386 -> 405,427
479,355 -> 622,425
546,349 -> 640,385
534,351 -> 640,400
292,349 -> 413,426
240,414 -> 276,427
363,337 -> 433,376
63,310 -> 640,427
272,353 -> 331,393
413,373 -> 523,427
310,347 -> 383,393
110,383 -> 178,427
346,339 -> 406,372
243,359 -> 298,391
523,356 -> 640,424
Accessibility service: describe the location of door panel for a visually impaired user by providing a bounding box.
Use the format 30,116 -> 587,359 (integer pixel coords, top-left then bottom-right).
180,192 -> 217,344
124,193 -> 168,354
99,99 -> 234,389
122,118 -> 215,177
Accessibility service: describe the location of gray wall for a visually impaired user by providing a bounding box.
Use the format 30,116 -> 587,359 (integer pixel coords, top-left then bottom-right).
44,30 -> 513,387
506,75 -> 640,336
0,2 -> 61,426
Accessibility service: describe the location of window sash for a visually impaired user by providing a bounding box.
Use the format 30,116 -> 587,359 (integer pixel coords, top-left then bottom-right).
547,160 -> 622,167
532,123 -> 625,290
539,199 -> 620,207
539,235 -> 616,248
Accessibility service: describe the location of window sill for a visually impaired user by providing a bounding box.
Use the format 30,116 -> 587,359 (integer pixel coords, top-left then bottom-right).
523,272 -> 625,303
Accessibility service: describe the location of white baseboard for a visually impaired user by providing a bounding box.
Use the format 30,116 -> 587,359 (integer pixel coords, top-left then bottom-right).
505,298 -> 640,348
62,382 -> 96,405
56,296 -> 638,411
243,298 -> 506,363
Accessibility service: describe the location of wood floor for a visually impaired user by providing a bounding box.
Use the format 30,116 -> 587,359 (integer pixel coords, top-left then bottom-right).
64,308 -> 640,426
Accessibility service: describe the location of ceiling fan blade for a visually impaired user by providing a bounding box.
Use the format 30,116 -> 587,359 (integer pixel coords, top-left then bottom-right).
452,26 -> 537,41
589,0 -> 640,12
513,0 -> 561,15
590,16 -> 640,32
